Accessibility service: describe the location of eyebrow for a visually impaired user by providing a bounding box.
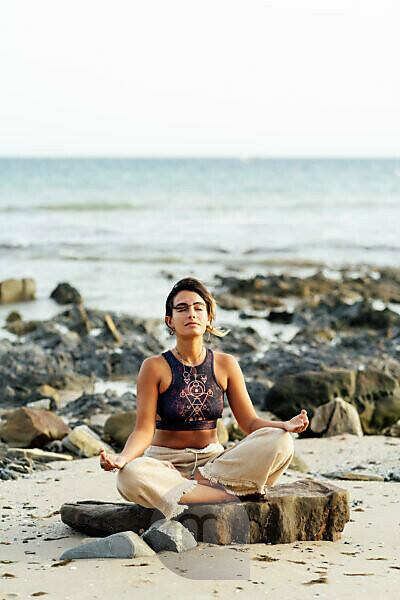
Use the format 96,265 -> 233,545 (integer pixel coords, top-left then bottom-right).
173,301 -> 206,308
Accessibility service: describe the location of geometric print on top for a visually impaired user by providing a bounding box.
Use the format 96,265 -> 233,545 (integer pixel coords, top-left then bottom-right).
155,347 -> 224,430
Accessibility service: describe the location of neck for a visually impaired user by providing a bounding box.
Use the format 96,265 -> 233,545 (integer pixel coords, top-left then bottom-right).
174,337 -> 205,363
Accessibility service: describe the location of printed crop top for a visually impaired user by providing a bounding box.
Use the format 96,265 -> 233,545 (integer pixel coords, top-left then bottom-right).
155,347 -> 225,430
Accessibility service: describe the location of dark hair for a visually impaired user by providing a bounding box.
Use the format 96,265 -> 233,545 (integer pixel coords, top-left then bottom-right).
165,277 -> 230,338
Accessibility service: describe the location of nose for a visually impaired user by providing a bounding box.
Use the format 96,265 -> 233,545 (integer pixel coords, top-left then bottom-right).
188,305 -> 197,318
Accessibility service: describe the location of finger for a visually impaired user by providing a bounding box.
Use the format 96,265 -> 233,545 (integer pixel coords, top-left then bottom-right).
103,457 -> 115,469
104,461 -> 117,471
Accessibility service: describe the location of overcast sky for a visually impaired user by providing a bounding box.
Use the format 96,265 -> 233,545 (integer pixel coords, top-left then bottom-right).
0,0 -> 399,157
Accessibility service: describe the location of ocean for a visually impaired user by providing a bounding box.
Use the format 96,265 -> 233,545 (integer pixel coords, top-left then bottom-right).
0,158 -> 399,325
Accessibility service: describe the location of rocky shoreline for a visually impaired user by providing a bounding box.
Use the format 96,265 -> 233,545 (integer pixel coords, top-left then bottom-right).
1,266 -> 400,483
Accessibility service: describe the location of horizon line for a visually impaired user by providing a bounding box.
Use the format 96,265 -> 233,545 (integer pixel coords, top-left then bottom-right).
0,154 -> 399,160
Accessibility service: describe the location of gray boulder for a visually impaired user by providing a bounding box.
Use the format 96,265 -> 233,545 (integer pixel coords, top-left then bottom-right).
310,397 -> 363,437
141,518 -> 197,553
60,531 -> 155,559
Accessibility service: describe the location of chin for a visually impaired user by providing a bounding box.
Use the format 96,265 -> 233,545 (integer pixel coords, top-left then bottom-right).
182,329 -> 204,337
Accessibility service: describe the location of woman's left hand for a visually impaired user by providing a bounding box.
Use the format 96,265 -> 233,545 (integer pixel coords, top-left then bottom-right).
283,409 -> 309,433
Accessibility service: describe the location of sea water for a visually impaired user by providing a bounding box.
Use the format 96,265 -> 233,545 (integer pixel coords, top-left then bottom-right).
0,158 -> 399,323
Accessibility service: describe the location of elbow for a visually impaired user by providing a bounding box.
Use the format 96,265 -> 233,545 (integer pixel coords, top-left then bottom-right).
245,415 -> 263,435
239,417 -> 256,436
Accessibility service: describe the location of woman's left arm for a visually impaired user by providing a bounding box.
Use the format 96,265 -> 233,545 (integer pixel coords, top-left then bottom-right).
224,354 -> 309,435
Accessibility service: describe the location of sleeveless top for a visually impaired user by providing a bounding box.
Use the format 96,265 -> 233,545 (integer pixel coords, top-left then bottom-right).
155,347 -> 225,430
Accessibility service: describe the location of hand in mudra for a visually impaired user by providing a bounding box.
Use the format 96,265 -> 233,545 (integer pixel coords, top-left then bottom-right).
284,409 -> 309,433
99,448 -> 127,471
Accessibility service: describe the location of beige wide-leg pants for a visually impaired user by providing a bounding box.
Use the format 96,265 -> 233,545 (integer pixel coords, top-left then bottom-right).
116,426 -> 294,520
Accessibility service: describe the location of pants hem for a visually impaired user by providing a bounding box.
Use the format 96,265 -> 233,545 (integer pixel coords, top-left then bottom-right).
198,464 -> 264,496
161,478 -> 199,520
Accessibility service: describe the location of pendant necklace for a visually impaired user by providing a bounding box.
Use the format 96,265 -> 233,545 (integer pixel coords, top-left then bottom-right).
174,345 -> 205,365
174,345 -> 206,384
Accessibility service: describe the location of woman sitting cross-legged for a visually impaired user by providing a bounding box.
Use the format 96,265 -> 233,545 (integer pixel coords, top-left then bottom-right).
100,276 -> 309,520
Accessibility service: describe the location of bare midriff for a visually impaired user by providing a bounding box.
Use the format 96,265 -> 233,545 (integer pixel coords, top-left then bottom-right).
151,427 -> 219,450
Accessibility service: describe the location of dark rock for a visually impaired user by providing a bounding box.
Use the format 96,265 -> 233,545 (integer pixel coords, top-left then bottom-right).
265,368 -> 356,421
355,369 -> 400,433
60,391 -> 136,422
60,478 -> 350,544
265,368 -> 400,434
0,340 -> 93,407
245,377 -> 274,406
50,283 -> 82,305
5,311 -> 22,323
332,300 -> 400,331
215,268 -> 400,307
214,292 -> 248,311
209,325 -> 265,357
0,467 -> 19,480
266,310 -> 294,324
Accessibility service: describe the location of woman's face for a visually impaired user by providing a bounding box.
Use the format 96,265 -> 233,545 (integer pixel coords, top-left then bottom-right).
166,290 -> 210,338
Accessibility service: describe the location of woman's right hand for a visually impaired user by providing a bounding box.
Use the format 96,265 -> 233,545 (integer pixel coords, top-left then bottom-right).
99,448 -> 127,471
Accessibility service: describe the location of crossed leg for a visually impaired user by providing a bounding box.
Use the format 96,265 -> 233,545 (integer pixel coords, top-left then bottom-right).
178,468 -> 241,504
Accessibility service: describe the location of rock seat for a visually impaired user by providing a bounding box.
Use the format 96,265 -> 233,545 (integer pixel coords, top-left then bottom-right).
61,478 -> 350,545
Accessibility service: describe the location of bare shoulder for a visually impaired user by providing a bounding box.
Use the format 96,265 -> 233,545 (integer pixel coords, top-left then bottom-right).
212,350 -> 239,372
139,354 -> 167,375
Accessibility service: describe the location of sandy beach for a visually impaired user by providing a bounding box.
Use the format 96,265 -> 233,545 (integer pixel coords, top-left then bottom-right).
1,433 -> 399,600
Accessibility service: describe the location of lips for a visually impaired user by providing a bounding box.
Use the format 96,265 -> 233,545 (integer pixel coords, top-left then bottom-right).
185,323 -> 200,327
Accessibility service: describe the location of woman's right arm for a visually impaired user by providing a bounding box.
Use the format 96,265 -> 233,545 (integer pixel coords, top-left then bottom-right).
100,357 -> 159,470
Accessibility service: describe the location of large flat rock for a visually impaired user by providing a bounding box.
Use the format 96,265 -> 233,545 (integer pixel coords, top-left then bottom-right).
60,478 -> 350,545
